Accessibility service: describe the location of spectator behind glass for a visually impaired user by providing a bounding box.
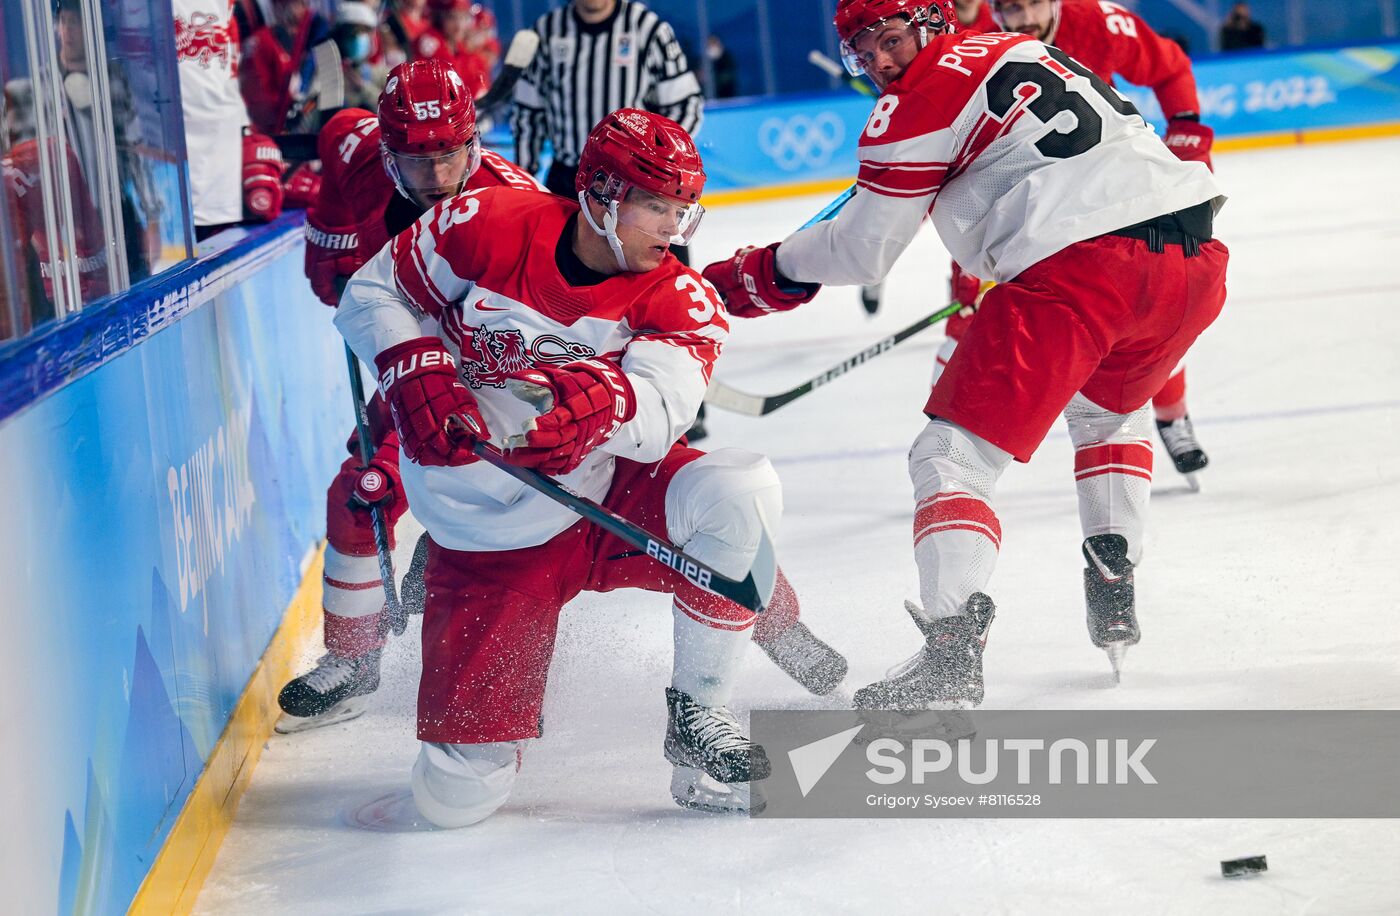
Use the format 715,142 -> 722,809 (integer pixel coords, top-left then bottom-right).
336,1 -> 390,110
704,35 -> 739,99
1220,2 -> 1266,51
239,0 -> 332,134
415,0 -> 500,99
55,0 -> 161,284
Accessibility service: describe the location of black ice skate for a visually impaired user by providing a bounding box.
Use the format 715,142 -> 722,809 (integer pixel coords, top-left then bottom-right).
1156,415 -> 1208,490
664,687 -> 770,814
853,594 -> 996,710
755,620 -> 849,695
275,649 -> 381,734
859,281 -> 883,315
1083,534 -> 1139,683
683,404 -> 708,443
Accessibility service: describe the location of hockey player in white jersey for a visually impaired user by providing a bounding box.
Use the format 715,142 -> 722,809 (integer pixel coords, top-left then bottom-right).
703,0 -> 1228,698
337,110 -> 799,818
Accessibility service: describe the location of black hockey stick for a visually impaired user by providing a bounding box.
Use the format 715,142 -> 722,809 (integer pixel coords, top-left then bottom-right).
456,430 -> 773,614
705,300 -> 962,416
474,29 -> 540,114
344,344 -> 407,636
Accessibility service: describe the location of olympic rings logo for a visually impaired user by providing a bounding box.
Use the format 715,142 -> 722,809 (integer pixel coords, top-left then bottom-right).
757,113 -> 846,171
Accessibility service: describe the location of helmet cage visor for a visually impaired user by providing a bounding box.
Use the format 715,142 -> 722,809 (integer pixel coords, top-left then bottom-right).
384,134 -> 481,203
839,11 -> 926,75
587,174 -> 706,246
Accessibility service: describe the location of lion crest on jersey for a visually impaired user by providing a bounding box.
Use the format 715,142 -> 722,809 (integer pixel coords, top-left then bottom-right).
460,326 -> 532,388
175,12 -> 235,71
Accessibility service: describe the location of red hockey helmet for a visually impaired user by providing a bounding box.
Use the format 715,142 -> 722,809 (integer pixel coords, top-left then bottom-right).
575,108 -> 706,204
378,59 -> 481,205
574,109 -> 707,269
834,0 -> 957,75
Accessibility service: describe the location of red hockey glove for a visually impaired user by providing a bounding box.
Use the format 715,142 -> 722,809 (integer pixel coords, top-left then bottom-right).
701,243 -> 820,319
949,261 -> 983,312
947,260 -> 995,341
349,453 -> 402,508
374,337 -> 488,467
242,132 -> 285,221
504,359 -> 636,476
283,161 -> 322,209
1164,117 -> 1214,170
304,212 -> 364,305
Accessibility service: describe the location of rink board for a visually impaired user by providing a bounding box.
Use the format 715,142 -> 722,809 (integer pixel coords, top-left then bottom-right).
0,222 -> 346,915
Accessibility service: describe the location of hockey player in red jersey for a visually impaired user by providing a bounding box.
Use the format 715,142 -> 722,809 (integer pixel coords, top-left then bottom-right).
703,0 -> 1227,700
3,139 -> 110,312
335,110 -> 791,818
277,59 -> 542,732
979,0 -> 1217,478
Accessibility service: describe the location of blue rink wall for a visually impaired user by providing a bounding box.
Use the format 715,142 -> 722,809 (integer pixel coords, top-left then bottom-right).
3,38 -> 1398,916
0,219 -> 349,915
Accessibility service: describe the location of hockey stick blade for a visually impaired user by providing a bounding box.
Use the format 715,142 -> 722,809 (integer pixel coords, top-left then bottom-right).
705,301 -> 962,416
467,440 -> 768,613
475,30 -> 540,114
312,40 -> 345,113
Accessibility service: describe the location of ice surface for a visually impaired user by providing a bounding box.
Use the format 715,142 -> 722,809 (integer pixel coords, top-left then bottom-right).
196,138 -> 1400,915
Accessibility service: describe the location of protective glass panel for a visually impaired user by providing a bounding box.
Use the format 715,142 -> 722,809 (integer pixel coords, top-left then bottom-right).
85,0 -> 193,281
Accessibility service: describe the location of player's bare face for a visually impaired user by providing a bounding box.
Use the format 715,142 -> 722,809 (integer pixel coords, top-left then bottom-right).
393,141 -> 479,209
851,21 -> 921,90
993,0 -> 1055,40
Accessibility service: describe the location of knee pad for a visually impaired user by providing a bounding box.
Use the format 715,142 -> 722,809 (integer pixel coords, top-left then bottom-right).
411,741 -> 522,829
665,449 -> 782,581
908,419 -> 1012,502
1063,393 -> 1155,449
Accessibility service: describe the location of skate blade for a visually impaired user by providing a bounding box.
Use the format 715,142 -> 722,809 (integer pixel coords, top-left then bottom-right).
670,766 -> 765,815
1184,473 -> 1202,493
273,694 -> 372,734
854,707 -> 977,745
343,789 -> 438,833
1105,643 -> 1129,684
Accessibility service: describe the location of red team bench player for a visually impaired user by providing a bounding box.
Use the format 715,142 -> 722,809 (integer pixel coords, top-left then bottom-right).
704,0 -> 1227,700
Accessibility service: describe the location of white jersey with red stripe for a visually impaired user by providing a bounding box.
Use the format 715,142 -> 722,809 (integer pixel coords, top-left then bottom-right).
336,187 -> 728,552
776,31 -> 1223,286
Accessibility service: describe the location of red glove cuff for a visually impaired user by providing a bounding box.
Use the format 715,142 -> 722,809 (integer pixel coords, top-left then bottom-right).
702,243 -> 820,319
375,337 -> 458,394
1165,118 -> 1214,167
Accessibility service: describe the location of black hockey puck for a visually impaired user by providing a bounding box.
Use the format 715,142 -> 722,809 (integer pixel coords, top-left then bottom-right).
1220,855 -> 1267,878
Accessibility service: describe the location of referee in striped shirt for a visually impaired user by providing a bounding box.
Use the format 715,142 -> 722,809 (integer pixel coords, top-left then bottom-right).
511,0 -> 704,263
